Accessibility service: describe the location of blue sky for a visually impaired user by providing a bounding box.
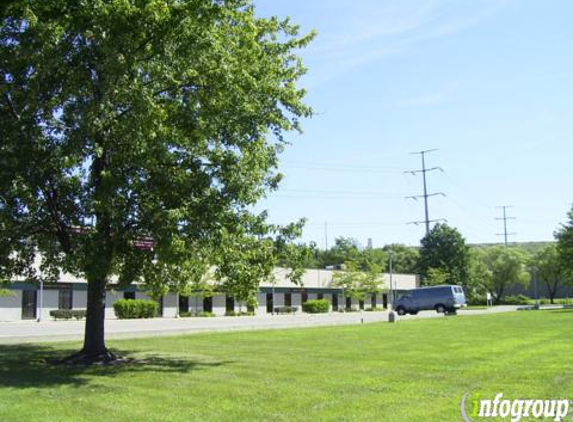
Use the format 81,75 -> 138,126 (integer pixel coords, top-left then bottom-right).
253,0 -> 573,248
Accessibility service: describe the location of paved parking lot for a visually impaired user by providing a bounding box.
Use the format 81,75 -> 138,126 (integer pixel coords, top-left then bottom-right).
0,306 -> 519,344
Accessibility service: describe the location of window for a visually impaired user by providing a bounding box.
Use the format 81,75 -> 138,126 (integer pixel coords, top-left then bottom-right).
203,296 -> 213,313
332,293 -> 339,311
284,292 -> 292,307
225,295 -> 234,312
21,290 -> 37,320
124,291 -> 135,300
317,293 -> 323,300
58,289 -> 73,310
179,295 -> 189,314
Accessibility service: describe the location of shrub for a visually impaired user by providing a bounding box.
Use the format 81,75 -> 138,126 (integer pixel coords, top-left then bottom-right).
49,310 -> 86,320
302,299 -> 330,314
179,311 -> 192,318
365,306 -> 383,312
225,310 -> 237,316
274,306 -> 298,314
198,311 -> 215,317
502,294 -> 531,305
113,299 -> 158,319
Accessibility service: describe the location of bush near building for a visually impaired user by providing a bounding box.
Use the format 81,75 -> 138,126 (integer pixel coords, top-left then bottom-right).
302,299 -> 330,314
49,310 -> 86,320
113,299 -> 158,319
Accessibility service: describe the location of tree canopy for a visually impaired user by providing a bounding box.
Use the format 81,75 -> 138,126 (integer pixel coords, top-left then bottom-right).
417,223 -> 469,287
0,0 -> 314,362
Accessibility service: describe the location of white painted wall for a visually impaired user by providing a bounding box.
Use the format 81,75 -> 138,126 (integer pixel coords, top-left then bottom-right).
38,290 -> 59,321
212,294 -> 225,316
73,290 -> 87,310
0,291 -> 22,321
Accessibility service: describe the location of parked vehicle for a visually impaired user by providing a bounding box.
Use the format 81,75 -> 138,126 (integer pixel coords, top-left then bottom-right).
393,285 -> 466,316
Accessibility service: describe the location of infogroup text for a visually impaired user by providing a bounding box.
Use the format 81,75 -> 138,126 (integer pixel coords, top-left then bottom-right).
461,392 -> 571,422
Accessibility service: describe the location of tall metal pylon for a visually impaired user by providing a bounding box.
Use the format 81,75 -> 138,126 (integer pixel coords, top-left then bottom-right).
406,149 -> 446,236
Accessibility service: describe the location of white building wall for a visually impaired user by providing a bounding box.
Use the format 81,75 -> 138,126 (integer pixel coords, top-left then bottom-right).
212,294 -> 225,316
257,292 -> 266,315
163,292 -> 178,318
39,290 -> 59,321
73,290 -> 87,310
292,293 -> 302,312
0,291 -> 22,321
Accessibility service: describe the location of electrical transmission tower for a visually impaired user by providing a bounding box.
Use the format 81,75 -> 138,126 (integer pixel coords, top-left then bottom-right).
406,149 -> 446,236
496,205 -> 516,245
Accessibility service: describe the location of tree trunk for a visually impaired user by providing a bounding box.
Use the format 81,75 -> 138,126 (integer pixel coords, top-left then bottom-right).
82,277 -> 108,357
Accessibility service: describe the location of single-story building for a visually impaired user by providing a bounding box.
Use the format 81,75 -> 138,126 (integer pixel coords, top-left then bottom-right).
0,267 -> 419,322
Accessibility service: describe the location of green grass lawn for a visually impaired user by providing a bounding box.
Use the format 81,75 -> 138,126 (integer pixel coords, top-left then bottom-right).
1,311 -> 572,422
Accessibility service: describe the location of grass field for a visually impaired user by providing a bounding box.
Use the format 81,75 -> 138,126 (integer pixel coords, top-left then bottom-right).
1,311 -> 572,422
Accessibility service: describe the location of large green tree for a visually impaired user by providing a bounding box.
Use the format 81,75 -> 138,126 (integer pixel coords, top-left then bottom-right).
481,245 -> 530,303
0,0 -> 313,362
533,244 -> 569,304
417,223 -> 469,287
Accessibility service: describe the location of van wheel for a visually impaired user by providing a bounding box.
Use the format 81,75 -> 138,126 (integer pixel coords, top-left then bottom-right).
396,307 -> 406,316
435,305 -> 445,314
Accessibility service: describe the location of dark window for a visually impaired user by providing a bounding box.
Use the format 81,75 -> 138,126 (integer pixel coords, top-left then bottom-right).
179,295 -> 189,313
266,292 -> 273,313
345,296 -> 351,310
359,300 -> 364,310
203,296 -> 213,313
58,289 -> 73,310
225,295 -> 234,312
22,290 -> 37,320
317,293 -> 323,300
124,291 -> 136,300
284,293 -> 292,307
332,293 -> 339,311
371,294 -> 376,309
302,292 -> 308,304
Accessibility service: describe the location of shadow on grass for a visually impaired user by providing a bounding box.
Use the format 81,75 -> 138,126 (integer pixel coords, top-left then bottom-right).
0,343 -> 229,389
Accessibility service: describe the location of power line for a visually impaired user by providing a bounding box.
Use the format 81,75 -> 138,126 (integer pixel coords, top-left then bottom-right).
496,205 -> 516,246
406,149 -> 446,236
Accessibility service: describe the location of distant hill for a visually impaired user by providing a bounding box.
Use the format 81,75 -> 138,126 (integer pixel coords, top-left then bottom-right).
469,241 -> 555,255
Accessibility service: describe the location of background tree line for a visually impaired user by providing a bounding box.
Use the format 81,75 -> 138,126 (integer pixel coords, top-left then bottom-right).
291,206 -> 573,304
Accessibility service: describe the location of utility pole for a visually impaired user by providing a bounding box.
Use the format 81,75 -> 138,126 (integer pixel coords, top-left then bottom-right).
406,149 -> 446,236
496,205 -> 516,246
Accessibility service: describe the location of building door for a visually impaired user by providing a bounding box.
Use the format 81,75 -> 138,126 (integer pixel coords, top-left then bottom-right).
382,294 -> 388,309
179,295 -> 189,314
359,300 -> 364,310
225,295 -> 235,313
371,294 -> 377,309
266,292 -> 273,313
284,293 -> 292,307
345,296 -> 352,311
332,293 -> 339,311
203,296 -> 213,313
22,290 -> 37,320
